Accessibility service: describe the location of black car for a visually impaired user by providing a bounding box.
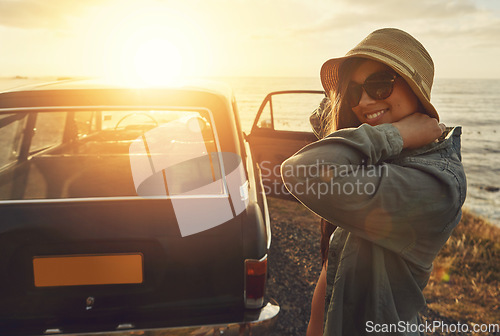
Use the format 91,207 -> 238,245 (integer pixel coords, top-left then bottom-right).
0,79 -> 288,336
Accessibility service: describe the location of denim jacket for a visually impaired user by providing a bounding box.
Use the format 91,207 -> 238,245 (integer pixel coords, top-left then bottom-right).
281,123 -> 466,336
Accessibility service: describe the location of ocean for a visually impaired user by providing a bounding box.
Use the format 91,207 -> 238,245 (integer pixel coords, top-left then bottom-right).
1,77 -> 499,227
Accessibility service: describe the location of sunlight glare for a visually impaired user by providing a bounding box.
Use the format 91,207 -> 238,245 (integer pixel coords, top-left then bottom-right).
131,38 -> 183,86
83,2 -> 209,87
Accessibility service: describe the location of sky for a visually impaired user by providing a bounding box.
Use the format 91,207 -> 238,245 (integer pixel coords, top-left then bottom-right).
0,0 -> 499,82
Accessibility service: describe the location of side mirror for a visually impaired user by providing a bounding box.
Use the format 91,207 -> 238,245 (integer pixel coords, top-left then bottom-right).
258,119 -> 273,129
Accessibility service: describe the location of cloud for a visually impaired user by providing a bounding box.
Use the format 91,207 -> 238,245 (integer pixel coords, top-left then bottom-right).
276,0 -> 500,78
291,0 -> 487,35
421,19 -> 500,41
0,0 -> 106,30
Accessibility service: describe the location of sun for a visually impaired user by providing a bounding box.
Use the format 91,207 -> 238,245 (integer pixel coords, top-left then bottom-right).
114,27 -> 187,87
82,2 -> 209,87
132,39 -> 183,86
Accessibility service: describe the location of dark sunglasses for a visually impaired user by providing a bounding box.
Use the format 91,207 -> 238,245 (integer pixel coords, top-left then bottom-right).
346,71 -> 399,107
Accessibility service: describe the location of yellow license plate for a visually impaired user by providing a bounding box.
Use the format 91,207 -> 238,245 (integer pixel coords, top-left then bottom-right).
33,253 -> 144,287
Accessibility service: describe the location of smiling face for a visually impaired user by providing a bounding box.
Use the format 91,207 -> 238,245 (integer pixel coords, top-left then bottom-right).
349,59 -> 421,126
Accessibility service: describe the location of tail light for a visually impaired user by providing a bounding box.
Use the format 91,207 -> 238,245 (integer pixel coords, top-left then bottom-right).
244,255 -> 267,309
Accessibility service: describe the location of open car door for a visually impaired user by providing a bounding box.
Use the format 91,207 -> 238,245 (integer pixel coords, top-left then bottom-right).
246,90 -> 325,199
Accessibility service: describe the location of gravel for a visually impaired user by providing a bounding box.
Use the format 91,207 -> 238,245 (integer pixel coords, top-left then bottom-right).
266,197 -> 323,335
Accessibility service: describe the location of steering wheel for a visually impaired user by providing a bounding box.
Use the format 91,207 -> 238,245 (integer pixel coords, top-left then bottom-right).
114,113 -> 159,130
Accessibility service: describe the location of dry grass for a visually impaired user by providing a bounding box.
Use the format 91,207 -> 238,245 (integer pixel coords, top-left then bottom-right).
423,209 -> 500,324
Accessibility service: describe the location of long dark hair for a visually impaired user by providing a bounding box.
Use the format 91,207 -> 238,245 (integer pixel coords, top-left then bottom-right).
320,58 -> 364,266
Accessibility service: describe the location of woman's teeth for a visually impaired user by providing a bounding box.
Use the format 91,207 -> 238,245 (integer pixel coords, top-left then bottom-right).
366,109 -> 387,120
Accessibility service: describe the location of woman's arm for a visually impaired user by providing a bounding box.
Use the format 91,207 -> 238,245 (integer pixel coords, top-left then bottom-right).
281,115 -> 464,262
307,263 -> 327,336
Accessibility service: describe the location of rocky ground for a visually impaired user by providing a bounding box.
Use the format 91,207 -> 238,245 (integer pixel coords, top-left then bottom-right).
265,197 -> 493,336
266,196 -> 323,335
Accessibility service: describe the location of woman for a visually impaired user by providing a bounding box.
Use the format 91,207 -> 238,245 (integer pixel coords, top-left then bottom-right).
281,28 -> 466,335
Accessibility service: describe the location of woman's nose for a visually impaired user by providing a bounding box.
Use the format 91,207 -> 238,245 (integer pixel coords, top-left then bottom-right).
357,88 -> 377,106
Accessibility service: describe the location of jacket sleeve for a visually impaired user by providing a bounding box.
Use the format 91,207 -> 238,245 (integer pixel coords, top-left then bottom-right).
281,123 -> 463,259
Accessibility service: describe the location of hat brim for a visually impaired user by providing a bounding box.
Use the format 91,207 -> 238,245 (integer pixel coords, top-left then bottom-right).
320,55 -> 439,121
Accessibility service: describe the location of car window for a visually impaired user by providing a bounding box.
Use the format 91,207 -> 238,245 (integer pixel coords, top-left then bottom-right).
74,111 -> 98,137
30,112 -> 66,153
0,109 -> 227,201
126,110 -> 224,197
0,113 -> 27,169
253,92 -> 325,132
255,101 -> 273,129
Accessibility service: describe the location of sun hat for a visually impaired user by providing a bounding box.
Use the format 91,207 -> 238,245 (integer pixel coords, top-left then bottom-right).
320,28 -> 439,121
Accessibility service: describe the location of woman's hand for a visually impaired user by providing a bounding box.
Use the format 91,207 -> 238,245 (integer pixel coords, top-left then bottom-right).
392,113 -> 446,149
